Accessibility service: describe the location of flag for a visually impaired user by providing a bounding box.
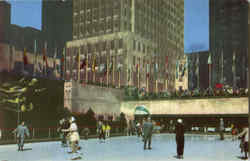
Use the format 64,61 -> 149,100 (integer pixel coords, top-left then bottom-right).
154,62 -> 158,79
43,42 -> 48,67
53,48 -> 57,69
207,54 -> 212,65
165,56 -> 168,66
38,62 -> 42,73
109,56 -> 113,74
23,48 -> 28,65
146,62 -> 150,78
92,55 -> 96,72
176,60 -> 179,79
99,63 -> 105,73
80,57 -> 86,69
128,66 -> 131,81
195,56 -> 199,76
232,51 -> 236,72
117,63 -> 122,72
181,61 -> 187,77
61,48 -> 65,78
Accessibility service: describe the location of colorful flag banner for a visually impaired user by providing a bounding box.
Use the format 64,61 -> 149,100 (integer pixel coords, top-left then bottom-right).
23,48 -> 28,65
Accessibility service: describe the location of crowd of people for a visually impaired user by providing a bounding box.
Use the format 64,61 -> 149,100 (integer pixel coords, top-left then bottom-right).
10,116 -> 249,160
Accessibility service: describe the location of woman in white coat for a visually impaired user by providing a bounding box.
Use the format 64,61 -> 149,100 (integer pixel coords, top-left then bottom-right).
233,124 -> 249,160
62,117 -> 81,160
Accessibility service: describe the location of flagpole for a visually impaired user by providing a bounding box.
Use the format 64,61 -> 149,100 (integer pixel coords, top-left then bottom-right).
112,55 -> 115,86
156,79 -> 158,93
107,55 -> 109,87
78,47 -> 81,83
86,53 -> 88,83
118,70 -> 120,88
34,40 -> 37,76
221,49 -> 224,84
233,51 -> 236,88
197,54 -> 200,89
147,76 -> 149,92
93,54 -> 96,83
8,45 -> 10,72
63,47 -> 66,80
138,57 -> 140,89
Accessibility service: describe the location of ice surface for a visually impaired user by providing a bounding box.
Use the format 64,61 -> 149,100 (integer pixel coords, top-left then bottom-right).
0,134 -> 245,161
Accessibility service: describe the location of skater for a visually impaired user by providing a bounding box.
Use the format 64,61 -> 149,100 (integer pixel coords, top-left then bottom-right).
136,121 -> 142,137
62,116 -> 81,160
143,117 -> 153,150
12,121 -> 30,151
82,127 -> 90,140
105,122 -> 111,138
175,119 -> 185,159
0,128 -> 2,140
97,121 -> 105,143
233,123 -> 249,160
58,118 -> 66,147
219,118 -> 224,140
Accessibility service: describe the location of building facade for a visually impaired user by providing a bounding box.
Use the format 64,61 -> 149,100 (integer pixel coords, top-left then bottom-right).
0,1 -> 11,44
66,0 -> 184,93
187,51 -> 210,90
210,0 -> 248,88
42,0 -> 73,57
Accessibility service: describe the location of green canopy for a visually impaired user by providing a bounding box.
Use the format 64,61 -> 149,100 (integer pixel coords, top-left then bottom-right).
134,105 -> 150,115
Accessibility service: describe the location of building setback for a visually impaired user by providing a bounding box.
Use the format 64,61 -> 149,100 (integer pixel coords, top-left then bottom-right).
66,0 -> 184,93
42,0 -> 73,57
0,1 -> 11,44
187,51 -> 210,90
209,0 -> 248,88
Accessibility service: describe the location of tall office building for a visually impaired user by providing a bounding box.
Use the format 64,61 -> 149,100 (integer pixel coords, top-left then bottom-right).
0,0 -> 11,44
210,0 -> 248,88
66,0 -> 184,92
42,0 -> 73,56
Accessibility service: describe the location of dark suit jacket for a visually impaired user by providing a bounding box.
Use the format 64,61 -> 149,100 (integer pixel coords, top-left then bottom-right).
175,123 -> 184,141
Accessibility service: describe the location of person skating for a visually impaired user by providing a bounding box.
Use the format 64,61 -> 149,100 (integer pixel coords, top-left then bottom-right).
233,123 -> 249,160
12,121 -> 30,151
105,123 -> 111,138
219,118 -> 224,140
143,117 -> 153,150
62,116 -> 82,160
175,119 -> 185,159
97,121 -> 105,143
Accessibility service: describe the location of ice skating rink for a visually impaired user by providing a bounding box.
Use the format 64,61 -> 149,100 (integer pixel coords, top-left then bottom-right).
0,134 -> 245,161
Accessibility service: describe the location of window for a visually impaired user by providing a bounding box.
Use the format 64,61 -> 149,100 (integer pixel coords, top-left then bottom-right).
119,39 -> 123,49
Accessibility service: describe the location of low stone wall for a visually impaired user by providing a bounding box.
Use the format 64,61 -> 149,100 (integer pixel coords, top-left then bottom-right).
120,97 -> 248,117
69,83 -> 248,118
71,83 -> 124,116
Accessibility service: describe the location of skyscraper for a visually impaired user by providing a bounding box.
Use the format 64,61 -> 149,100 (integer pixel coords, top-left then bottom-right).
210,0 -> 248,88
66,0 -> 184,92
0,0 -> 11,44
42,0 -> 73,56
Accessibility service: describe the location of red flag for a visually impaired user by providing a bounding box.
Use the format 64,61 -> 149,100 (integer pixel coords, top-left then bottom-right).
23,48 -> 28,65
43,43 -> 48,67
215,83 -> 223,89
80,59 -> 86,69
165,56 -> 168,66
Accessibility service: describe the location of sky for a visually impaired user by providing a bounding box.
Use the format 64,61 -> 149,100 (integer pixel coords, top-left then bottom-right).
8,0 -> 209,53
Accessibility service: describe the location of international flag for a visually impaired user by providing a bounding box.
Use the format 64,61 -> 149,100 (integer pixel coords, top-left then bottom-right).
23,48 -> 28,65
43,42 -> 48,67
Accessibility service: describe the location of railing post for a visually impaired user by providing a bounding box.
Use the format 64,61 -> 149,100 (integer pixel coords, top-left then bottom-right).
49,128 -> 51,138
32,128 -> 35,138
